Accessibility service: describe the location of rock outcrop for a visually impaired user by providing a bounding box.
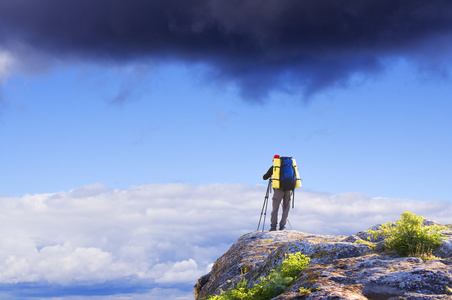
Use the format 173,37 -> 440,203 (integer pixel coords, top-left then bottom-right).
194,223 -> 452,300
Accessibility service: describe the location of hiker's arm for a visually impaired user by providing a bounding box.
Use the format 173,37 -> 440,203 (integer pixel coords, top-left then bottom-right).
263,166 -> 273,180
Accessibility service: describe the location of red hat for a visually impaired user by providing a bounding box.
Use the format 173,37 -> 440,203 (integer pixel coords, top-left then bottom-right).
273,155 -> 280,159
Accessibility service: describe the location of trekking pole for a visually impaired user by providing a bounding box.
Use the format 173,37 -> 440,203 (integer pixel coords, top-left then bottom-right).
288,189 -> 294,229
287,218 -> 293,230
257,179 -> 272,232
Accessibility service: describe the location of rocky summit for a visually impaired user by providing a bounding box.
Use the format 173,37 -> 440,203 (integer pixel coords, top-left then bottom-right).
194,222 -> 452,300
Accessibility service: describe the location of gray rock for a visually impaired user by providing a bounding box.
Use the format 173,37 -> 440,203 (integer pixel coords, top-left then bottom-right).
195,224 -> 452,300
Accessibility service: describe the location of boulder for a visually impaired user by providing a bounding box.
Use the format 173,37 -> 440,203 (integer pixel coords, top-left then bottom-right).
195,224 -> 452,300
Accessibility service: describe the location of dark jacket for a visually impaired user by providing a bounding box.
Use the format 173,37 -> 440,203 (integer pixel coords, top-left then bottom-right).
263,166 -> 273,180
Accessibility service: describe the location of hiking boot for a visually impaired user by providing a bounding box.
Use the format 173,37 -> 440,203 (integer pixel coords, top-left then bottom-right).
279,227 -> 285,231
269,227 -> 277,231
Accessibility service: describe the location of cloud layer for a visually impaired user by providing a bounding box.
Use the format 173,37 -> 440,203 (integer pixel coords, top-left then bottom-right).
1,0 -> 452,99
0,183 -> 451,299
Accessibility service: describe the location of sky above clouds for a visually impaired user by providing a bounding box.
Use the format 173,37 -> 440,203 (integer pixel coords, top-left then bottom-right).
1,0 -> 452,299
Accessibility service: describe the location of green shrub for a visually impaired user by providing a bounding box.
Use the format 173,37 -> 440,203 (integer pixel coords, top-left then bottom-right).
370,211 -> 445,257
280,253 -> 310,278
205,252 -> 310,300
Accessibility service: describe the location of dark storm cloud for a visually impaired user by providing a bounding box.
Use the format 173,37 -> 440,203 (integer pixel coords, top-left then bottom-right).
1,0 -> 452,100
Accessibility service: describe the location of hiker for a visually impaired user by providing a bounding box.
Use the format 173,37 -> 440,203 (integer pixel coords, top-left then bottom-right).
263,154 -> 293,231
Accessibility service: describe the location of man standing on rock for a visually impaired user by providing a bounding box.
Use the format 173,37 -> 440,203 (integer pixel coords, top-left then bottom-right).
263,154 -> 293,231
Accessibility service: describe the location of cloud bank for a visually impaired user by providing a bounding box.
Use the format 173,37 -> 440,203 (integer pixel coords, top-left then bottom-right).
0,183 -> 451,299
1,0 -> 452,100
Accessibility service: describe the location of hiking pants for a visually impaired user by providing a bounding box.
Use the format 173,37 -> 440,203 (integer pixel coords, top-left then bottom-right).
270,189 -> 292,230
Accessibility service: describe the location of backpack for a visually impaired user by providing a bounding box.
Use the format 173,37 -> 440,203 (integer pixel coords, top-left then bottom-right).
279,157 -> 296,191
271,156 -> 302,208
272,156 -> 301,191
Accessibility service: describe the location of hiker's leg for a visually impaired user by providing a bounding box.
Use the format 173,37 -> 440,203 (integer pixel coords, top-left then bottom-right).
279,190 -> 292,230
271,189 -> 284,230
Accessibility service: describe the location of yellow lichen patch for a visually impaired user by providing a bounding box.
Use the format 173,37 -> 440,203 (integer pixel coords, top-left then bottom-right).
333,259 -> 350,269
297,268 -> 323,288
310,249 -> 330,260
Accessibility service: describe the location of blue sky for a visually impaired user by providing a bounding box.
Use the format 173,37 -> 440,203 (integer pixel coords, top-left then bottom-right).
2,60 -> 451,201
1,1 -> 452,299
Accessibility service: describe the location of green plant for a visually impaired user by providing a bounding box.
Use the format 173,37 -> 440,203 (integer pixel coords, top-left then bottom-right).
369,211 -> 445,257
354,239 -> 376,250
298,287 -> 311,295
446,286 -> 452,294
205,252 -> 310,300
280,253 -> 310,278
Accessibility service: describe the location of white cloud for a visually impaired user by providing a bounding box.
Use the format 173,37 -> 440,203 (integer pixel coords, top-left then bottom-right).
0,183 -> 450,299
0,50 -> 14,81
289,190 -> 452,235
152,259 -> 203,284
